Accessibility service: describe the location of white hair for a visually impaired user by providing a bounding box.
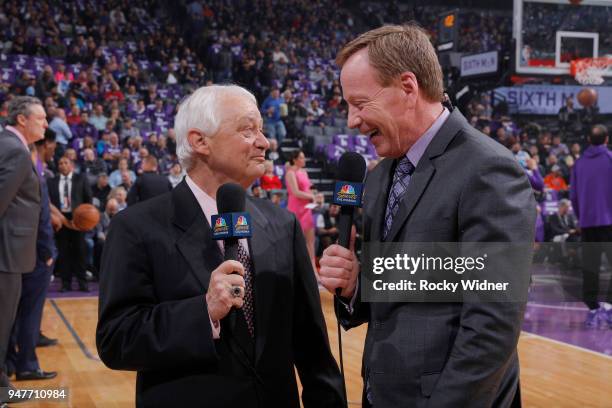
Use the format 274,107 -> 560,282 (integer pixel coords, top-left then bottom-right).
174,85 -> 257,171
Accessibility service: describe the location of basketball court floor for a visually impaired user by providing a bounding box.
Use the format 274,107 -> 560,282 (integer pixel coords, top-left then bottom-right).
9,270 -> 612,407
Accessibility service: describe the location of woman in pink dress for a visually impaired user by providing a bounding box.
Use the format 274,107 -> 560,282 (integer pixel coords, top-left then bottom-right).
285,150 -> 317,275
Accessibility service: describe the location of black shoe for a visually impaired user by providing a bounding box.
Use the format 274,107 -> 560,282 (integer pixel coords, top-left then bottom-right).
37,333 -> 58,348
15,369 -> 57,381
78,283 -> 89,292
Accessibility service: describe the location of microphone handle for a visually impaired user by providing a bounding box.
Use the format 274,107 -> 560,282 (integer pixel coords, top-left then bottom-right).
336,206 -> 354,296
224,238 -> 239,262
223,237 -> 240,333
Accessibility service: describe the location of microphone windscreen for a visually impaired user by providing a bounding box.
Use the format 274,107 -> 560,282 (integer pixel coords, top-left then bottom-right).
217,183 -> 246,214
337,151 -> 367,183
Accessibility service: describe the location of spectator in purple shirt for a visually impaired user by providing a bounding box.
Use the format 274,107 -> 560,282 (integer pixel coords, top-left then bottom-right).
75,111 -> 98,140
133,99 -> 150,123
570,124 -> 612,328
149,99 -> 168,125
525,157 -> 544,193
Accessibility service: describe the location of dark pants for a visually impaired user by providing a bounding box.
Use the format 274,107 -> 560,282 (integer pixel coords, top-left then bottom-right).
581,225 -> 612,310
0,272 -> 22,385
6,263 -> 52,373
55,218 -> 87,288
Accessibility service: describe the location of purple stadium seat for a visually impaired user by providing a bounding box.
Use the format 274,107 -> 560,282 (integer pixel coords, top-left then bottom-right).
274,165 -> 285,180
325,144 -> 346,162
352,134 -> 368,149
332,134 -> 354,151
2,68 -> 15,82
542,189 -> 559,216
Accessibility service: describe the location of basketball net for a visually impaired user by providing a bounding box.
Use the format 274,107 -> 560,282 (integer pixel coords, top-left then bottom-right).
570,57 -> 612,85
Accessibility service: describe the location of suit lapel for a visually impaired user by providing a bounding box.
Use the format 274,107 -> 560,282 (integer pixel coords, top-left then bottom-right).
384,159 -> 435,242
365,159 -> 393,242
172,181 -> 223,291
383,109 -> 467,242
245,198 -> 276,364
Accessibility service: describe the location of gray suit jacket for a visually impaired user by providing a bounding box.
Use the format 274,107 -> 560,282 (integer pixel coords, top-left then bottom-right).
0,129 -> 41,273
337,109 -> 536,407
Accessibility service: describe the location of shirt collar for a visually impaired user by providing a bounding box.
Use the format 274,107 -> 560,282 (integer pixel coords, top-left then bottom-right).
6,125 -> 29,149
405,107 -> 450,168
184,175 -> 250,254
185,174 -> 218,223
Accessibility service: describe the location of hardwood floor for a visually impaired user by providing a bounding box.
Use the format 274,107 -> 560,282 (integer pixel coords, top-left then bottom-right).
12,294 -> 612,407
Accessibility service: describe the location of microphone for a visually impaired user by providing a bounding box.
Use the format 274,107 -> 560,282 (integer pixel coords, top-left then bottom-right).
333,152 -> 366,296
212,183 -> 252,327
212,183 -> 262,386
213,183 -> 249,262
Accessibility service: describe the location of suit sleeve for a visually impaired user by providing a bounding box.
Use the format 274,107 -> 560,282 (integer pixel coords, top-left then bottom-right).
426,155 -> 536,408
83,176 -> 93,204
291,215 -> 346,408
126,178 -> 139,206
0,146 -> 31,218
548,215 -> 566,237
36,183 -> 56,262
96,213 -> 219,371
334,277 -> 369,330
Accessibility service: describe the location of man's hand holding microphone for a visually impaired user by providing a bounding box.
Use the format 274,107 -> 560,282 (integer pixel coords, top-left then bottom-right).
319,152 -> 366,300
206,260 -> 245,321
319,227 -> 359,299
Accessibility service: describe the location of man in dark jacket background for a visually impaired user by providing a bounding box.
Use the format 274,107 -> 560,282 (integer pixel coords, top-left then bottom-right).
126,155 -> 172,206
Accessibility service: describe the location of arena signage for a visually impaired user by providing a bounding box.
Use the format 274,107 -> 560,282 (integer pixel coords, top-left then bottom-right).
493,85 -> 612,115
460,51 -> 499,77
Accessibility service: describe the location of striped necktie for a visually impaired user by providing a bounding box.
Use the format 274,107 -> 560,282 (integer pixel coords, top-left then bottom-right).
383,156 -> 415,240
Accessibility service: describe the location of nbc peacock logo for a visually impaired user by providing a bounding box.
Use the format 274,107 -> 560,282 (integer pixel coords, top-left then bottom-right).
336,183 -> 358,202
340,184 -> 355,195
235,216 -> 248,226
234,214 -> 250,234
214,217 -> 229,234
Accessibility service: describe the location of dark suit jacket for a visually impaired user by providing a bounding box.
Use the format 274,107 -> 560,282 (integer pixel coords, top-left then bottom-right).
35,160 -> 56,267
337,109 -> 536,407
548,213 -> 578,238
96,181 -> 345,408
48,172 -> 93,215
0,129 -> 40,273
126,171 -> 172,206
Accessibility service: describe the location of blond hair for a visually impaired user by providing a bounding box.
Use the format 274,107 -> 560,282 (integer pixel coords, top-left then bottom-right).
336,24 -> 443,102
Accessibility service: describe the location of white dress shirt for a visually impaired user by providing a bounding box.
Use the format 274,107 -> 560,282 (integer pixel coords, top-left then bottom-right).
59,172 -> 73,213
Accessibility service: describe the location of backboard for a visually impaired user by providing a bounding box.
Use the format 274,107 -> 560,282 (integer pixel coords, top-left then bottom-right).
514,0 -> 612,77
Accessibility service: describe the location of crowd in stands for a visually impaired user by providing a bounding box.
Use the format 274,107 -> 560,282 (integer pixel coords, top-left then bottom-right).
463,90 -> 611,270
521,2 -> 612,64
0,0 -> 609,267
359,1 -> 512,54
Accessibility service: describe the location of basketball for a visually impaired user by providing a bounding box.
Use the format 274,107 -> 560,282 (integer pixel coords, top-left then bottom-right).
72,203 -> 100,231
577,87 -> 598,107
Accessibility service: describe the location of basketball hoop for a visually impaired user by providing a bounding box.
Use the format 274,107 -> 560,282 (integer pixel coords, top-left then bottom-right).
570,57 -> 612,85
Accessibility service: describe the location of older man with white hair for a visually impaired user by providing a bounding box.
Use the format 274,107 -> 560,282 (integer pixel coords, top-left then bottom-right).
96,85 -> 345,408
